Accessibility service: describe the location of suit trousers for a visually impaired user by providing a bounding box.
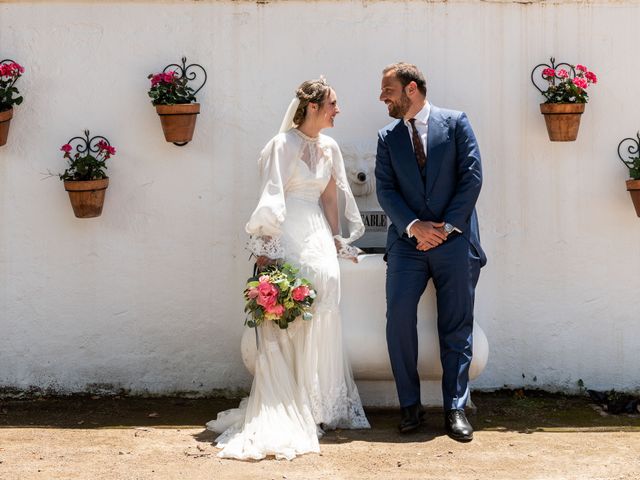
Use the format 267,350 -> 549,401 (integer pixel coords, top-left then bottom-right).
385,234 -> 482,410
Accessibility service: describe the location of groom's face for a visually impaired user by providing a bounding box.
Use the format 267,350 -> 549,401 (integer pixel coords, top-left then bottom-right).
380,71 -> 411,119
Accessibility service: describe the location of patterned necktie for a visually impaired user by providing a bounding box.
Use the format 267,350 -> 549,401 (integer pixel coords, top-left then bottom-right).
409,118 -> 427,170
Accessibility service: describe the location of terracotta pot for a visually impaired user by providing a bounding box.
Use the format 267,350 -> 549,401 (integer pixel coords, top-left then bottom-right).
0,108 -> 13,147
539,103 -> 586,142
155,103 -> 200,143
64,178 -> 109,218
626,179 -> 640,217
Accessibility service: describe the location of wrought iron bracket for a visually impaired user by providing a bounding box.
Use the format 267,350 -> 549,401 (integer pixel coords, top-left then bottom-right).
162,56 -> 207,146
162,56 -> 207,97
66,129 -> 112,156
531,57 -> 576,94
617,132 -> 640,169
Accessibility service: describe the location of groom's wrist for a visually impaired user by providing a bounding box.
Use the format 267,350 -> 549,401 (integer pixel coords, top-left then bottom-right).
406,219 -> 419,238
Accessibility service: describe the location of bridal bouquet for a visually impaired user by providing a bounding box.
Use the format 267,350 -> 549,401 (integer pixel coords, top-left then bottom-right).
244,263 -> 316,330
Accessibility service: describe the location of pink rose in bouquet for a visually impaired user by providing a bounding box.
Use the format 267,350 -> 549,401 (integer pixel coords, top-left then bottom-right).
244,263 -> 316,329
257,281 -> 279,309
265,303 -> 286,321
292,285 -> 310,302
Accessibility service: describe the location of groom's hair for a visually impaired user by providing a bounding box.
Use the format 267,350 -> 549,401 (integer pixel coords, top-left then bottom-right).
383,63 -> 427,97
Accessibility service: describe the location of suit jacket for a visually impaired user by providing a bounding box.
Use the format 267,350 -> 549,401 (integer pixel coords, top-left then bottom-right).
375,105 -> 487,266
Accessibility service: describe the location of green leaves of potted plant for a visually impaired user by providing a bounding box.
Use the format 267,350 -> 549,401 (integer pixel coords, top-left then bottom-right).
148,56 -> 207,146
617,132 -> 640,217
531,57 -> 598,141
0,59 -> 24,147
59,130 -> 116,218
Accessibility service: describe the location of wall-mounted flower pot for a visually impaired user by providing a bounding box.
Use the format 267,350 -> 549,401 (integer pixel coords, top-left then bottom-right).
539,103 -> 585,142
626,179 -> 640,217
64,178 -> 109,218
155,103 -> 200,143
0,108 -> 13,146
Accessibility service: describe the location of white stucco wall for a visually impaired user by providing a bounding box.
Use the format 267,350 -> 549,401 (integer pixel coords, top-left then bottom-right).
1,0 -> 639,396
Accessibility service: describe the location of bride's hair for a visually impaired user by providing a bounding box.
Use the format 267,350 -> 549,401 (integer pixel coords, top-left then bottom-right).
293,77 -> 331,127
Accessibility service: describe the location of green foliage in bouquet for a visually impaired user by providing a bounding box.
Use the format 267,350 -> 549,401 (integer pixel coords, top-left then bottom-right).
244,263 -> 316,330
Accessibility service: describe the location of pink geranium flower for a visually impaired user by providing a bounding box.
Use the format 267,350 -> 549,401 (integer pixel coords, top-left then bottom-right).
291,285 -> 310,302
542,68 -> 555,78
572,77 -> 588,89
60,144 -> 72,153
0,62 -> 23,77
585,71 -> 598,84
557,69 -> 569,79
576,64 -> 588,72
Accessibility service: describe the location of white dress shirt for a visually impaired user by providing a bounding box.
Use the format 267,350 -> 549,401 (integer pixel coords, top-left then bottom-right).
405,102 -> 430,237
404,102 -> 461,238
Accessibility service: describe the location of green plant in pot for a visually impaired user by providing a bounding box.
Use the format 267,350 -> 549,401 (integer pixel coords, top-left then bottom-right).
59,130 -> 116,218
617,132 -> 640,217
148,56 -> 207,146
531,57 -> 598,142
0,59 -> 24,147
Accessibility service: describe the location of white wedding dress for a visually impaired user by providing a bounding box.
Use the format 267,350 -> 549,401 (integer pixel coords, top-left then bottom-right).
206,128 -> 370,461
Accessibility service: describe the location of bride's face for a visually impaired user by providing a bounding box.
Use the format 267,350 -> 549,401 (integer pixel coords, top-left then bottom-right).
314,89 -> 340,129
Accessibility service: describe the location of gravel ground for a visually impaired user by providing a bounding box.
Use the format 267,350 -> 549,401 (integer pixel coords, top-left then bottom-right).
1,391 -> 639,480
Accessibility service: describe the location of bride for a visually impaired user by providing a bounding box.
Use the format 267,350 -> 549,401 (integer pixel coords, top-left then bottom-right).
206,77 -> 370,460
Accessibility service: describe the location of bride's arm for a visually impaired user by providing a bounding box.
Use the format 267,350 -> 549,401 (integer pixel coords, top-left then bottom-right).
321,176 -> 360,262
320,176 -> 339,236
246,137 -> 291,267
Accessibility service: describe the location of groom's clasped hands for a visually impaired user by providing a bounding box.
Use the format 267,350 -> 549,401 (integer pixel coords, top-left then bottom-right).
410,220 -> 448,251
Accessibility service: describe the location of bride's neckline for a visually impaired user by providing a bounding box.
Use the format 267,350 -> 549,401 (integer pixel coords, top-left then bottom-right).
293,128 -> 319,142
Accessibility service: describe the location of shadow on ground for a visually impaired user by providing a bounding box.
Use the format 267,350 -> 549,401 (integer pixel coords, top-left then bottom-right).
1,390 -> 639,443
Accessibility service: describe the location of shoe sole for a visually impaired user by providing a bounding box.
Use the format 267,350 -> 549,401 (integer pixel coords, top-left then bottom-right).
398,412 -> 426,433
446,431 -> 473,442
398,422 -> 420,433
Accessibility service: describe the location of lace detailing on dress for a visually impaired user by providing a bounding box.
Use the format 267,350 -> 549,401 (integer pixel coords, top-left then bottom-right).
307,379 -> 370,430
246,235 -> 284,259
209,130 -> 369,461
334,235 -> 363,261
294,129 -> 326,173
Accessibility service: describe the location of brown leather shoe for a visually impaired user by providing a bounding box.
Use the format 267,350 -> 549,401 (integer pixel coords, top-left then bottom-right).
444,409 -> 473,442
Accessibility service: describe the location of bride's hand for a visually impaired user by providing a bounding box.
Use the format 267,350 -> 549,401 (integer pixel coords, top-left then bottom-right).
334,237 -> 362,263
256,255 -> 278,270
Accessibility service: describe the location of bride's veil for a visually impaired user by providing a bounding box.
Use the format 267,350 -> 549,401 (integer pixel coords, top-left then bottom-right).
278,97 -> 301,134
273,87 -> 365,248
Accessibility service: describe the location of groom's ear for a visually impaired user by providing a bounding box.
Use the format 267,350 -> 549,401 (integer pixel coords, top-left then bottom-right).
405,81 -> 418,96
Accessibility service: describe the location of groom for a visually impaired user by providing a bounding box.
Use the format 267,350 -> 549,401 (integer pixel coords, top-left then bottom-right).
375,63 -> 487,441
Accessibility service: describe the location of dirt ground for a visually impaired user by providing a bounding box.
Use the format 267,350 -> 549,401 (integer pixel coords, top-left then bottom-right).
1,391 -> 639,480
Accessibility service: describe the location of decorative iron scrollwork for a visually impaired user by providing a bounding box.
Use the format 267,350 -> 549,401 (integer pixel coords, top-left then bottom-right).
162,56 -> 207,97
531,57 -> 576,94
617,132 -> 640,169
66,130 -> 112,156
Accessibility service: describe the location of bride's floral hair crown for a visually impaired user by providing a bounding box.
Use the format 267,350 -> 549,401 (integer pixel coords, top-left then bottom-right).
293,76 -> 330,126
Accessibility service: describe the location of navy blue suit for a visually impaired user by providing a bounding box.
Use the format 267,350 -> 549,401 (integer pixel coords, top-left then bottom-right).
375,105 -> 486,410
